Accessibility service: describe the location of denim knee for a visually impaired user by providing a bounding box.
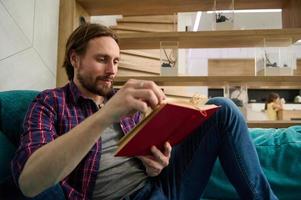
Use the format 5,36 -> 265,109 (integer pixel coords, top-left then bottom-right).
206,97 -> 244,123
207,97 -> 237,110
26,184 -> 65,200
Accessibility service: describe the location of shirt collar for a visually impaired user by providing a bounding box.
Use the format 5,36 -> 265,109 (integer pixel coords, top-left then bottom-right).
68,81 -> 116,105
69,81 -> 86,104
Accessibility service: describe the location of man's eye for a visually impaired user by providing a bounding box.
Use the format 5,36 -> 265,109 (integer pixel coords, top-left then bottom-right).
114,60 -> 119,65
97,57 -> 106,62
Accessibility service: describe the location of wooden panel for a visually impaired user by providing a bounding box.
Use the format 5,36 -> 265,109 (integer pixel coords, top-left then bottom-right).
56,0 -> 90,87
257,69 -> 265,76
76,0 -> 284,16
115,15 -> 173,80
208,59 -> 255,76
75,1 -> 90,25
113,23 -> 176,32
56,0 -> 76,87
121,53 -> 159,66
120,50 -> 160,60
118,29 -> 301,50
111,25 -> 174,33
119,61 -> 160,74
294,59 -> 301,75
114,76 -> 301,87
278,110 -> 301,120
282,0 -> 301,28
247,120 -> 301,128
117,69 -> 156,76
114,30 -> 141,34
118,15 -> 177,24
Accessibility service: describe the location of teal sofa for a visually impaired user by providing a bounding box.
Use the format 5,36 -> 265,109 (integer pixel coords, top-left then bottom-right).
0,90 -> 39,199
1,90 -> 301,199
202,126 -> 301,199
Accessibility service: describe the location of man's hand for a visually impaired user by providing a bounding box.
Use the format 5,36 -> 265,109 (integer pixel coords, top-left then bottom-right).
101,79 -> 166,124
138,142 -> 172,177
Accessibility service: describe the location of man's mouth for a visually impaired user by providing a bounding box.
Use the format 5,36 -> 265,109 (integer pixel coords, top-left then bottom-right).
103,79 -> 112,84
97,77 -> 113,85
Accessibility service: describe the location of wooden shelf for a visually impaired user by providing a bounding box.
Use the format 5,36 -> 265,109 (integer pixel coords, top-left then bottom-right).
77,0 -> 284,16
209,86 -> 301,89
117,29 -> 301,49
247,120 -> 301,128
114,76 -> 301,87
56,0 -> 301,86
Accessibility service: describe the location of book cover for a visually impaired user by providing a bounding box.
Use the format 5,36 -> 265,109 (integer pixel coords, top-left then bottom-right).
115,101 -> 220,157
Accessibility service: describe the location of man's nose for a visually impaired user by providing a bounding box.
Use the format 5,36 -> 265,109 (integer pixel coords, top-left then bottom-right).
106,61 -> 116,74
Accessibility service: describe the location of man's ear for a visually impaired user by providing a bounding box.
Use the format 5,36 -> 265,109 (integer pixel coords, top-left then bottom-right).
70,51 -> 80,69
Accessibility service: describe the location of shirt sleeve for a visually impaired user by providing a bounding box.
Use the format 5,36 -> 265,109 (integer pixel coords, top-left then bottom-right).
119,111 -> 143,135
11,91 -> 57,187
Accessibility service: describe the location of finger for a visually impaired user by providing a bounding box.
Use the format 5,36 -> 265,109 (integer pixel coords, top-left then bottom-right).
130,89 -> 159,109
150,146 -> 169,167
164,142 -> 172,158
127,80 -> 166,104
126,96 -> 149,113
142,81 -> 166,103
138,155 -> 163,170
124,79 -> 146,90
146,166 -> 161,177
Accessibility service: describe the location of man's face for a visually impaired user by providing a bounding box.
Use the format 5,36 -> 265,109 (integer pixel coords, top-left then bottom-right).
74,36 -> 120,96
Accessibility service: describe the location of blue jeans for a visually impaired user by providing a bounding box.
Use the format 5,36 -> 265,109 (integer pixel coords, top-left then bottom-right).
127,97 -> 278,200
25,184 -> 65,200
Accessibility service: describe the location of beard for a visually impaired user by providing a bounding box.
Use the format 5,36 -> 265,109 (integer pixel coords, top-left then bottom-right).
77,71 -> 114,97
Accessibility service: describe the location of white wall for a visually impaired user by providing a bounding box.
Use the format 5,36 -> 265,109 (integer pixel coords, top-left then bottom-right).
0,0 -> 59,91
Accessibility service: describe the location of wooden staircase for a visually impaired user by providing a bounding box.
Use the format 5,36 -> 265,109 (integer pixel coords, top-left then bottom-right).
111,15 -> 177,77
111,15 -> 207,102
111,15 -> 177,33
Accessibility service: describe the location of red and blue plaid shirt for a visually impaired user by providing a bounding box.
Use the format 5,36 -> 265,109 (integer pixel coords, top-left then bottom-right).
11,81 -> 142,199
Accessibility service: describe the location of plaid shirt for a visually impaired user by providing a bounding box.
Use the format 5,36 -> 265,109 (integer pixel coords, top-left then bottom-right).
11,81 -> 142,199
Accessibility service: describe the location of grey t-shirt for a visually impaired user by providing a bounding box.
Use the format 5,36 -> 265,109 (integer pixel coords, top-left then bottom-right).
92,123 -> 148,200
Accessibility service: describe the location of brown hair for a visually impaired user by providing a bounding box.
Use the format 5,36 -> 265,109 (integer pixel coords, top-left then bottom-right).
264,92 -> 280,110
63,23 -> 119,80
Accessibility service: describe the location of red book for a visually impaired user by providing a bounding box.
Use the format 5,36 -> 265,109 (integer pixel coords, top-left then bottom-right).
115,101 -> 220,157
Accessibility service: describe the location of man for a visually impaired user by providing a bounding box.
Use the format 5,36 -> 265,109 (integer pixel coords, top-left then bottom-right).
12,23 -> 278,200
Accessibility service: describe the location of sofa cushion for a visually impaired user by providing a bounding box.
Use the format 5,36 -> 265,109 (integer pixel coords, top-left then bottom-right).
0,90 -> 38,146
0,130 -> 16,183
202,125 -> 301,200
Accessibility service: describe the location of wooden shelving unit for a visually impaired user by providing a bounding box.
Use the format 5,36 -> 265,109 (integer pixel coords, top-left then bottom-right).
118,29 -> 301,49
247,120 -> 301,128
114,76 -> 301,88
57,0 -> 301,128
76,0 -> 284,16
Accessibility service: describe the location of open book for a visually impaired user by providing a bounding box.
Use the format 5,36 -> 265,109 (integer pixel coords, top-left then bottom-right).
115,100 -> 220,157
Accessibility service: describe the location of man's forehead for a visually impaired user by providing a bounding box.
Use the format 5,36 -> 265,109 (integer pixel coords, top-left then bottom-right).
88,36 -> 118,47
87,36 -> 120,57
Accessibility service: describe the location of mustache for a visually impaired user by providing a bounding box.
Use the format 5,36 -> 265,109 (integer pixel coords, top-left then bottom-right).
96,75 -> 114,82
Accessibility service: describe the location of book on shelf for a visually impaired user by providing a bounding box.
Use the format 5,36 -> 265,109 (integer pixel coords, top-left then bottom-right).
115,99 -> 220,157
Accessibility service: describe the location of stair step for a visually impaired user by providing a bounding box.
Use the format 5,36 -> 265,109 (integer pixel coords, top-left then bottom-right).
115,22 -> 176,31
111,25 -> 171,32
114,30 -> 141,34
119,61 -> 160,74
117,69 -> 157,77
120,53 -> 160,67
120,50 -> 160,60
118,15 -> 177,24
115,15 -> 176,77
